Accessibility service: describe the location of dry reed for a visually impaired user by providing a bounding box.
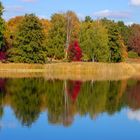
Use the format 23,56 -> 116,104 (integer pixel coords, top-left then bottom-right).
0,62 -> 139,81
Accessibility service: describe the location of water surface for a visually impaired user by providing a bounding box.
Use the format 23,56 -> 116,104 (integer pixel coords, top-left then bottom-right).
0,78 -> 140,140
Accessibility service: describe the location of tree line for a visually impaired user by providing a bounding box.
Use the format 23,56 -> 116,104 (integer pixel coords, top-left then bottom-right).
0,2 -> 140,63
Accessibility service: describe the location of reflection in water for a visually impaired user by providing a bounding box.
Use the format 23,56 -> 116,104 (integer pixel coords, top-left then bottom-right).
125,81 -> 140,110
0,78 -> 140,127
128,110 -> 140,122
0,79 -> 6,119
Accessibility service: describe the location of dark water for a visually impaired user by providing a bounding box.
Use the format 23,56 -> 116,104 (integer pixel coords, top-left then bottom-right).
0,78 -> 140,140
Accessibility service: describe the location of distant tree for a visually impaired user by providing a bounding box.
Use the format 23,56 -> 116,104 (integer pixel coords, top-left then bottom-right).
128,24 -> 140,55
0,2 -> 5,60
8,14 -> 47,63
68,40 -> 82,61
84,16 -> 92,22
79,21 -> 110,62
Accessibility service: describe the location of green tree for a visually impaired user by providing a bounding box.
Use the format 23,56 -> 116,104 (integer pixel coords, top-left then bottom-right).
117,21 -> 130,48
79,21 -> 110,62
84,16 -> 92,22
8,14 -> 47,63
101,18 -> 127,62
47,13 -> 66,60
6,78 -> 46,126
0,2 -> 5,50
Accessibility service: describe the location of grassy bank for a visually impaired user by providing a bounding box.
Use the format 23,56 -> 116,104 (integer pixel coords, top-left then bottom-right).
0,62 -> 139,80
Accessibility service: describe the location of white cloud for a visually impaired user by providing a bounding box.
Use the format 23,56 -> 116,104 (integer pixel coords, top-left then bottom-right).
128,110 -> 140,122
5,5 -> 24,12
125,21 -> 134,26
130,0 -> 140,6
93,9 -> 131,19
77,13 -> 85,20
21,0 -> 36,3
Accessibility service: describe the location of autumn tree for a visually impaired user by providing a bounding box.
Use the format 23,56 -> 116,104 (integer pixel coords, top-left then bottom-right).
128,24 -> 140,55
65,11 -> 80,48
46,11 -> 80,60
8,14 -> 47,63
4,16 -> 24,49
68,40 -> 82,61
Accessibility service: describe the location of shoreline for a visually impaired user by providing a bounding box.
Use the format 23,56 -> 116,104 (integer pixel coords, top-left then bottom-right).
0,62 -> 140,81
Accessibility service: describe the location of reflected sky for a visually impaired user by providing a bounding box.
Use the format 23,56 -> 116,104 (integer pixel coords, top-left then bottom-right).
0,78 -> 140,140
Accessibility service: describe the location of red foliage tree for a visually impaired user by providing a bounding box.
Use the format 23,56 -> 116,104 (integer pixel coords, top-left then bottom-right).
0,52 -> 6,61
129,24 -> 140,55
68,40 -> 82,61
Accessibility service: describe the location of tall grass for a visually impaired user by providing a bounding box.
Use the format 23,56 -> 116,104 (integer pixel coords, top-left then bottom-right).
0,62 -> 138,80
44,62 -> 136,81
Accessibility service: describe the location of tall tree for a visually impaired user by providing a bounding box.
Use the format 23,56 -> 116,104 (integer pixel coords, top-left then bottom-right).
117,21 -> 130,48
47,13 -> 66,59
4,16 -> 24,49
101,18 -> 127,62
0,2 -> 5,50
128,24 -> 140,55
8,14 -> 47,63
65,11 -> 80,48
79,21 -> 110,62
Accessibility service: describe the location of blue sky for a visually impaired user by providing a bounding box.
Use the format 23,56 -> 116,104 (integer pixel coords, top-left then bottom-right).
1,0 -> 140,24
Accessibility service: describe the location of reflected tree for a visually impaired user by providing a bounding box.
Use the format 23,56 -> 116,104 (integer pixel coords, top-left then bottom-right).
0,79 -> 6,119
125,81 -> 140,110
0,78 -> 137,127
6,78 -> 46,126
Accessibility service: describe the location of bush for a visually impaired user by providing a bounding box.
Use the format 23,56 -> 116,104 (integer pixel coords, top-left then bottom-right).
68,41 -> 82,61
128,51 -> 139,58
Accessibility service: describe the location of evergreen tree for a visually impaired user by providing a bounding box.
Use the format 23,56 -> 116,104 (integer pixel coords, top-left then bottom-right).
8,14 -> 47,63
117,21 -> 130,48
101,18 -> 127,62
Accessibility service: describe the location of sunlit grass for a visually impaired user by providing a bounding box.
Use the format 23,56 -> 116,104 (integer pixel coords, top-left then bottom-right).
44,62 -> 136,81
0,62 -> 139,80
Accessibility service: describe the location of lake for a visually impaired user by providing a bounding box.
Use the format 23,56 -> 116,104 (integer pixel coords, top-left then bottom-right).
0,78 -> 140,140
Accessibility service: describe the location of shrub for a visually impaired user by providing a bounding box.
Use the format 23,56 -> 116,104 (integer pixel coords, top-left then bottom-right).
68,41 -> 82,61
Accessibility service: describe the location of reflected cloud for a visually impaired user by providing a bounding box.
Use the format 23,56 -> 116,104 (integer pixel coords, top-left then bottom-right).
128,110 -> 140,121
93,9 -> 131,19
0,121 -> 17,128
